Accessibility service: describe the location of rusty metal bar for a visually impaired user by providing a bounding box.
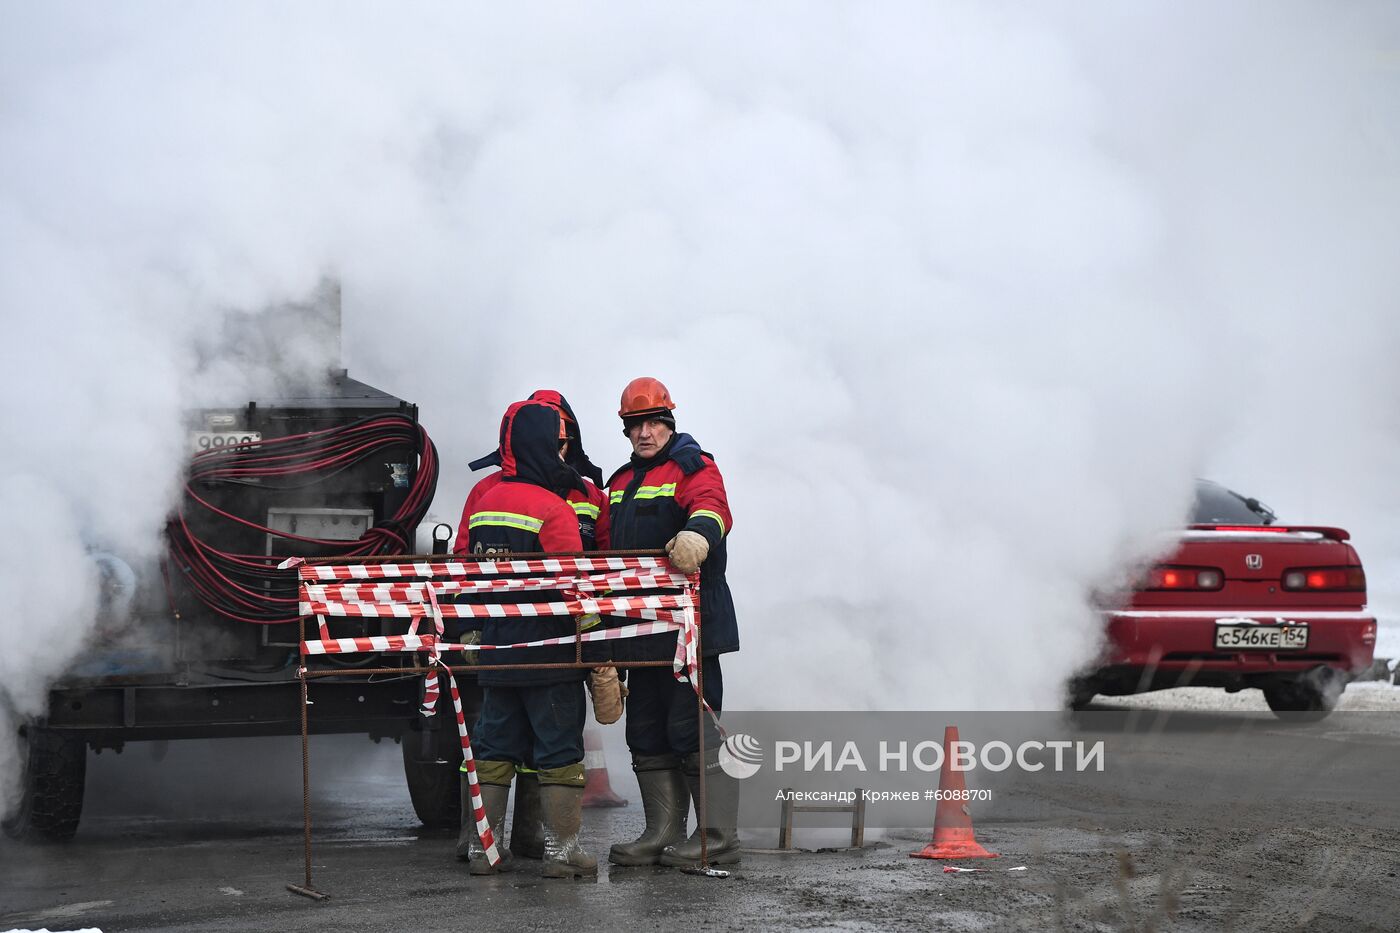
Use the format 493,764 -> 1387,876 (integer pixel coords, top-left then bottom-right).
681,599 -> 728,879
299,548 -> 668,564
696,630 -> 708,869
287,665 -> 329,901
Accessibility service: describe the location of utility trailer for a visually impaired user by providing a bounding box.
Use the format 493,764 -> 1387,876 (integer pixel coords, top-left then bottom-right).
4,297 -> 471,842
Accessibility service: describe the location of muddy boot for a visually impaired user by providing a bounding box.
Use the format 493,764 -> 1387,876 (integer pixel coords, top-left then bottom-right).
538,764 -> 597,880
608,755 -> 688,866
459,760 -> 514,875
659,751 -> 741,867
510,769 -> 544,860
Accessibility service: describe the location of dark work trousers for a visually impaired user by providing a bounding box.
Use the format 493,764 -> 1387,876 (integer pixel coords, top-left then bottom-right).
472,681 -> 586,771
624,657 -> 724,759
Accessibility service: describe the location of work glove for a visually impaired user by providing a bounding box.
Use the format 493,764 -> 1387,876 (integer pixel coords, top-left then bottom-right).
458,629 -> 482,665
665,530 -> 709,575
588,666 -> 627,724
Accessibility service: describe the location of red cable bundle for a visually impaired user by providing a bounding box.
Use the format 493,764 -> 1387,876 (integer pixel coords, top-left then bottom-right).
166,413 -> 438,624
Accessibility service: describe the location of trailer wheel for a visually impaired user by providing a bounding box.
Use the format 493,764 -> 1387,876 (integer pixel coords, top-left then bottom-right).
1263,667 -> 1342,721
401,685 -> 480,830
2,726 -> 86,842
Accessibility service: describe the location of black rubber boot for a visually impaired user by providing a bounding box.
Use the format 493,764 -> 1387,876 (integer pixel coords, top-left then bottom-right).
659,752 -> 741,867
608,755 -> 688,866
510,771 -> 544,859
538,781 -> 598,880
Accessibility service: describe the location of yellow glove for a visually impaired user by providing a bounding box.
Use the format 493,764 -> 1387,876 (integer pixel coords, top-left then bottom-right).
588,666 -> 627,724
665,530 -> 709,574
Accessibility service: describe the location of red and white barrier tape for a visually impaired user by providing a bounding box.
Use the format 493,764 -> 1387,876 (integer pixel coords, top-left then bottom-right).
301,633 -> 435,655
299,594 -> 694,620
436,657 -> 501,867
300,569 -> 687,603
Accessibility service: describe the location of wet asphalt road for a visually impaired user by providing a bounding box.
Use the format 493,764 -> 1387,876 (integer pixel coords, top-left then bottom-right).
2,700 -> 1399,932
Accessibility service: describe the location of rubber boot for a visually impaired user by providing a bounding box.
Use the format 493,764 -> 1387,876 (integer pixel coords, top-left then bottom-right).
608,755 -> 688,866
510,770 -> 544,860
659,752 -> 741,867
458,760 -> 514,875
538,766 -> 597,880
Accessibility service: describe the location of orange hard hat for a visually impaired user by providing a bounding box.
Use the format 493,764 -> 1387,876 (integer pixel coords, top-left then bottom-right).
619,377 -> 676,419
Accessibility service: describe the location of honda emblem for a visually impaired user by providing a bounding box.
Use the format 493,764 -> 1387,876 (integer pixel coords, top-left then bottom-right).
1245,554 -> 1263,570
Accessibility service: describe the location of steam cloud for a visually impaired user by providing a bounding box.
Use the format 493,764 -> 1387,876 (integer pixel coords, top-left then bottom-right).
2,3 -> 1397,811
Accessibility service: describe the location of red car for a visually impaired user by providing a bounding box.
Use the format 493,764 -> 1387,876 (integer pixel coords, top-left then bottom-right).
1074,480 -> 1378,716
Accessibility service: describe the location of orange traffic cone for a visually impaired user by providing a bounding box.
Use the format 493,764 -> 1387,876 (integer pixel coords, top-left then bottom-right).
581,728 -> 628,808
910,725 -> 998,860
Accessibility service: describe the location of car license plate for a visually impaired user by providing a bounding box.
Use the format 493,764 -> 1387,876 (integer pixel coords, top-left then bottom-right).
191,431 -> 261,454
1214,622 -> 1309,650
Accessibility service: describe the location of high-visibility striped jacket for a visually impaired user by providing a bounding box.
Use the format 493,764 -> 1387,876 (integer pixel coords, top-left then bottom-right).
606,432 -> 737,659
459,400 -> 585,686
455,474 -> 609,553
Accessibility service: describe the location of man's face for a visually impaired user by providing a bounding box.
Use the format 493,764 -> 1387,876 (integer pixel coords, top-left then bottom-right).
628,419 -> 672,459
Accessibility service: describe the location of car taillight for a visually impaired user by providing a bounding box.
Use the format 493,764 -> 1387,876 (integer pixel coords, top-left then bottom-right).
1147,566 -> 1224,591
1281,566 -> 1366,591
1362,622 -> 1376,646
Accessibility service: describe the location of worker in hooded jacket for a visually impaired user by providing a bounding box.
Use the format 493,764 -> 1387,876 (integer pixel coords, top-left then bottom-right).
454,389 -> 615,866
455,389 -> 610,553
604,377 -> 741,868
456,398 -> 596,879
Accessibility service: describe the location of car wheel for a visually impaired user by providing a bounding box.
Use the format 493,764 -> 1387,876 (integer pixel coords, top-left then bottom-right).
1262,667 -> 1342,721
2,726 -> 87,842
1064,678 -> 1097,711
1068,690 -> 1096,711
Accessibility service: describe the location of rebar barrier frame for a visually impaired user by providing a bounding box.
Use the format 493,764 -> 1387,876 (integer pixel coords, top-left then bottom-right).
285,549 -> 721,899
777,786 -> 867,851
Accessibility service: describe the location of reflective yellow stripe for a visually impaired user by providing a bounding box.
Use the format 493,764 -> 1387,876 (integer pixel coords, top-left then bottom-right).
611,483 -> 677,504
579,612 -> 602,631
571,501 -> 601,520
692,509 -> 727,537
468,511 -> 544,533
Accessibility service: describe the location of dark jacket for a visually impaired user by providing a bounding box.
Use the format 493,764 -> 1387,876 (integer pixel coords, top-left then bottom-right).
606,432 -> 737,660
463,400 -> 585,686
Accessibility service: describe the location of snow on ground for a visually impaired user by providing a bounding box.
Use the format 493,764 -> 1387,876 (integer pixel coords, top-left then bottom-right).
1097,679 -> 1400,712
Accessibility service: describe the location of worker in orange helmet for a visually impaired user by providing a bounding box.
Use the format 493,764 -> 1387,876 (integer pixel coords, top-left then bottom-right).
605,377 -> 741,868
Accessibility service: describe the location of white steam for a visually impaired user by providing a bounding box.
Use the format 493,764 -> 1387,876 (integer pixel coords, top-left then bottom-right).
2,1 -> 1398,813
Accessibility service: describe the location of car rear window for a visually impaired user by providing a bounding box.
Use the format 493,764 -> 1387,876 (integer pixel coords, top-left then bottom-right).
1192,482 -> 1275,525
